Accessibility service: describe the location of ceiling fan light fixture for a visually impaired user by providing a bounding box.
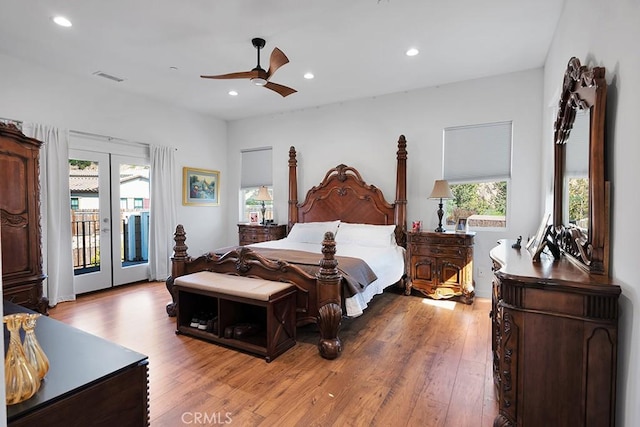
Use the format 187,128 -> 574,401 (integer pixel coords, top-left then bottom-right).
251,77 -> 268,86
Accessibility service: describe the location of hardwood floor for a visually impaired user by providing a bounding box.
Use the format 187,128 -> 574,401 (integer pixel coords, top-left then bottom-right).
48,281 -> 498,426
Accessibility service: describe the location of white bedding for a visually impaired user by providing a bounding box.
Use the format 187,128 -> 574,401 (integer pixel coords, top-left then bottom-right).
249,238 -> 405,317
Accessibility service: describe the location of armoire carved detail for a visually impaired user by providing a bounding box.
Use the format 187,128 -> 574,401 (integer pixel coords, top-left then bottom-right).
0,122 -> 48,313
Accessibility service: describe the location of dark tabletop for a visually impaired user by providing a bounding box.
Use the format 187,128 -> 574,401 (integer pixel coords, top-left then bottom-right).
4,301 -> 148,421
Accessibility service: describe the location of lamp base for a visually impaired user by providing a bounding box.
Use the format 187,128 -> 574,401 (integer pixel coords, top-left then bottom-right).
435,201 -> 446,233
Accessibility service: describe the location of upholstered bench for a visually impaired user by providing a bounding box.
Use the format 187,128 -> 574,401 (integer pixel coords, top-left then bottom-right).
173,271 -> 297,362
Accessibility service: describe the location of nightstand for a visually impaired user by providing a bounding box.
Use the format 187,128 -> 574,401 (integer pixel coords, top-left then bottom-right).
407,230 -> 475,304
238,224 -> 287,245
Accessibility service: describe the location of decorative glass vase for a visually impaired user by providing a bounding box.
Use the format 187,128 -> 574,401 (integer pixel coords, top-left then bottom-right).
3,313 -> 41,405
21,313 -> 49,381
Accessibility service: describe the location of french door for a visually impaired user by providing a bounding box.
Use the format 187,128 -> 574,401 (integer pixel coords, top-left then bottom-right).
70,149 -> 150,294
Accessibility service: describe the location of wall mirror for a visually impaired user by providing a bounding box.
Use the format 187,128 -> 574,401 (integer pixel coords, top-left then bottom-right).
552,57 -> 609,275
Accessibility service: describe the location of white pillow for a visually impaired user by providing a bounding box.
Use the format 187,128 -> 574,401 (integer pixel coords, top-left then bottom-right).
335,223 -> 397,247
286,221 -> 341,244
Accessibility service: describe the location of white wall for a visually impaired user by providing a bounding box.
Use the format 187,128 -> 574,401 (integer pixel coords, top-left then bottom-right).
0,52 -> 228,256
0,52 -> 545,298
544,1 -> 640,425
228,68 -> 544,298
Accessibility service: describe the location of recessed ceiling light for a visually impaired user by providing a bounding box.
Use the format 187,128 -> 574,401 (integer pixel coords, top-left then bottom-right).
304,72 -> 314,80
228,90 -> 238,96
406,48 -> 419,57
52,16 -> 72,27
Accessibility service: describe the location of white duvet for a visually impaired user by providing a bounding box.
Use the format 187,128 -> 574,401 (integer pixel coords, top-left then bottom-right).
249,238 -> 406,317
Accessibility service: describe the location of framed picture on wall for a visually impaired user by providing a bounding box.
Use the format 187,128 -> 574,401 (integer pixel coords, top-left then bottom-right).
182,167 -> 220,206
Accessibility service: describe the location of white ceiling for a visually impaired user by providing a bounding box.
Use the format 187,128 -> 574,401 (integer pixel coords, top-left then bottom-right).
0,0 -> 564,121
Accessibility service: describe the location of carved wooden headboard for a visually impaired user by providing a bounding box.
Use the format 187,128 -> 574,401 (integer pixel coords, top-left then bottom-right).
287,135 -> 407,246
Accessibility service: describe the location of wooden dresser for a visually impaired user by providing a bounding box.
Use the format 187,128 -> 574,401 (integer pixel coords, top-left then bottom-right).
5,301 -> 149,426
238,224 -> 287,245
0,123 -> 48,313
490,240 -> 620,427
407,231 -> 474,303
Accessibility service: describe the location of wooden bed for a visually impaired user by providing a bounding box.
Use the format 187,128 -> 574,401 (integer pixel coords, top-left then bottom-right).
166,135 -> 408,359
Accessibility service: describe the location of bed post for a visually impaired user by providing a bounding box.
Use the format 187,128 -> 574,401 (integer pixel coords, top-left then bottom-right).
166,224 -> 188,316
395,135 -> 408,246
316,231 -> 343,359
288,146 -> 299,231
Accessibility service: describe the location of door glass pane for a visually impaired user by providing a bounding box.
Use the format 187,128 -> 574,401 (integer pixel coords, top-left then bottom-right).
69,159 -> 101,275
119,164 -> 150,268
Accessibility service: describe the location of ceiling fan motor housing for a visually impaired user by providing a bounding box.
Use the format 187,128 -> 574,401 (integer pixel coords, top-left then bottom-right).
252,38 -> 266,49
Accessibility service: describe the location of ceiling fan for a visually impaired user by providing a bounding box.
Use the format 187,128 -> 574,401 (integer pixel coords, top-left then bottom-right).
201,37 -> 297,97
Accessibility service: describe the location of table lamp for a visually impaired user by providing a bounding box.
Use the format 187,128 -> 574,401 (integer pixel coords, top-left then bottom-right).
429,180 -> 454,232
255,186 -> 272,225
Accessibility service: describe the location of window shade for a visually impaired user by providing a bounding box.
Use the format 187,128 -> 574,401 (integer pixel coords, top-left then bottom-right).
565,111 -> 589,176
241,147 -> 272,188
443,121 -> 512,181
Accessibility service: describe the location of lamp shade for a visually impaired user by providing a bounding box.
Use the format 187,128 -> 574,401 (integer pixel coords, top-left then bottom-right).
429,180 -> 453,199
255,186 -> 272,201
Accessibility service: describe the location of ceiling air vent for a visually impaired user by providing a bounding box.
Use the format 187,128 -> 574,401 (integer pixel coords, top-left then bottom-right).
92,71 -> 125,82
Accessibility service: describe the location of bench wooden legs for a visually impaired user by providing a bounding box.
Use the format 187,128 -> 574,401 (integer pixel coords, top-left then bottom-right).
266,294 -> 297,362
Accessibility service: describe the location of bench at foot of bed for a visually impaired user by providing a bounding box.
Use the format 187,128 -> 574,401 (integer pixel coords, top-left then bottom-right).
173,271 -> 297,362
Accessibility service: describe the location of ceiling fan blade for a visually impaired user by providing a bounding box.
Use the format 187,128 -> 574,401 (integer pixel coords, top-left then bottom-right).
266,48 -> 289,79
200,70 -> 258,80
264,81 -> 297,97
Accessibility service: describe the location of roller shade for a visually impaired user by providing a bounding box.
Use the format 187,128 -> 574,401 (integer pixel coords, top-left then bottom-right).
443,121 -> 512,181
241,147 -> 272,188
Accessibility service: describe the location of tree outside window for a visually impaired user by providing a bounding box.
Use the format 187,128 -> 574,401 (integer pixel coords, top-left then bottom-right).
568,177 -> 588,228
446,181 -> 507,228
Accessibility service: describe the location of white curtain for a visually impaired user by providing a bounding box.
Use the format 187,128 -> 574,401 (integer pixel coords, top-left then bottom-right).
23,123 -> 75,306
148,145 -> 177,281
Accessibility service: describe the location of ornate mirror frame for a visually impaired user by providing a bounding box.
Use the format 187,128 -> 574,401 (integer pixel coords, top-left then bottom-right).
552,57 -> 609,275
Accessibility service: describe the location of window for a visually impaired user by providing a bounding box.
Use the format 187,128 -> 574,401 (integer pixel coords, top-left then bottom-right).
134,198 -> 143,209
70,198 -> 79,210
240,147 -> 273,223
564,109 -> 589,229
241,187 -> 273,224
443,121 -> 512,228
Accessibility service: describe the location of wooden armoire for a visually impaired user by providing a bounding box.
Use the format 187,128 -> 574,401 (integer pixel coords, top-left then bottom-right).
0,122 -> 48,313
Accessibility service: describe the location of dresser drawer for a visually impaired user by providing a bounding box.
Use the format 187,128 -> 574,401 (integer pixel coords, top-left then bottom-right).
238,224 -> 286,245
240,227 -> 263,240
411,233 -> 471,246
3,283 -> 40,307
410,244 -> 464,257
